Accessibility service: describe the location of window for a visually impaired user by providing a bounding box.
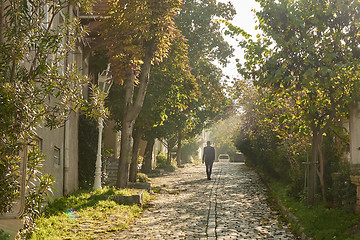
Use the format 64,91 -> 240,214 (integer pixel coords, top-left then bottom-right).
54,146 -> 61,165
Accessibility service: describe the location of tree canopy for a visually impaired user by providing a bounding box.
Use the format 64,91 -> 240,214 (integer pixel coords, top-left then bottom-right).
236,0 -> 360,204
175,0 -> 236,133
103,0 -> 183,187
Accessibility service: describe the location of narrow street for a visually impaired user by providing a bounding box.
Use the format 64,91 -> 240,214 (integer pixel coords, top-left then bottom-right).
108,163 -> 297,240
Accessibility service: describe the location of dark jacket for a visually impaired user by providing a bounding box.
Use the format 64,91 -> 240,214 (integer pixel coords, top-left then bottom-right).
202,146 -> 215,164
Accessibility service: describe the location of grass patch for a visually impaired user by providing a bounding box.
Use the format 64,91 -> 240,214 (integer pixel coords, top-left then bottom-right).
30,187 -> 153,240
270,181 -> 360,240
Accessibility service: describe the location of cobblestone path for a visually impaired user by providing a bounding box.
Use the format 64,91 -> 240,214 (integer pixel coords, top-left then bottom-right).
108,163 -> 297,239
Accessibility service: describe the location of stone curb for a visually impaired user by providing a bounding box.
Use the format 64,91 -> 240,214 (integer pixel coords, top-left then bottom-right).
274,198 -> 311,240
257,171 -> 312,240
109,192 -> 143,206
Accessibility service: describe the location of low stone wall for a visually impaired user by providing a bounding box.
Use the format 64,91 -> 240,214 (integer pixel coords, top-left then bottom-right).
108,191 -> 143,206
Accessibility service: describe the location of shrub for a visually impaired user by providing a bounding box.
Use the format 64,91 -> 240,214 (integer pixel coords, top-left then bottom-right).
78,114 -> 98,189
18,145 -> 55,239
156,153 -> 167,168
329,163 -> 356,210
0,155 -> 21,214
181,140 -> 199,163
234,130 -> 290,181
156,153 -> 176,172
137,173 -> 150,183
323,130 -> 355,208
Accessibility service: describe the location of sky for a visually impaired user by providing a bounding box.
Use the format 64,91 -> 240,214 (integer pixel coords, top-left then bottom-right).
217,0 -> 261,79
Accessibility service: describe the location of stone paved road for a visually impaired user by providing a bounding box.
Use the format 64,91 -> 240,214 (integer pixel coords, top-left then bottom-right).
107,162 -> 298,240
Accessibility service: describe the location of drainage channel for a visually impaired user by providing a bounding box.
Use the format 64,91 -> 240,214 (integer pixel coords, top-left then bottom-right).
206,168 -> 222,239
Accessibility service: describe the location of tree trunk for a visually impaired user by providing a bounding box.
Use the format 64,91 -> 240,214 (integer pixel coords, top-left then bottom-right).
307,107 -> 336,204
141,138 -> 154,173
176,131 -> 182,167
316,135 -> 326,202
165,137 -> 176,165
167,144 -> 172,165
116,46 -> 152,188
129,128 -> 142,183
117,119 -> 133,188
308,127 -> 320,205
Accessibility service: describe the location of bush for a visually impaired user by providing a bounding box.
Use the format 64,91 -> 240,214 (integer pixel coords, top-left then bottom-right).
156,153 -> 176,172
78,114 -> 98,189
234,131 -> 290,181
287,168 -> 306,201
329,163 -> 356,210
156,153 -> 167,168
18,145 -> 55,239
137,173 -> 150,183
181,140 -> 199,163
322,131 -> 355,208
0,155 -> 21,214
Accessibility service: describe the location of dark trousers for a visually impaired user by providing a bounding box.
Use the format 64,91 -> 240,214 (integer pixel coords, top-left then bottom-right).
205,161 -> 214,180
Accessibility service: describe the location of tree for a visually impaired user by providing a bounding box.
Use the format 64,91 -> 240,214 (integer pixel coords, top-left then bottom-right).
232,78 -> 305,182
170,0 -> 236,162
0,0 -> 100,213
240,0 -> 360,204
108,0 -> 236,175
139,30 -> 197,171
210,114 -> 240,157
134,31 -> 197,173
103,0 -> 183,188
134,0 -> 237,168
108,32 -> 196,179
176,0 -> 235,66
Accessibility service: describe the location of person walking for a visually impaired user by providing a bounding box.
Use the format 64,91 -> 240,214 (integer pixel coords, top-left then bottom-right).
202,141 -> 215,180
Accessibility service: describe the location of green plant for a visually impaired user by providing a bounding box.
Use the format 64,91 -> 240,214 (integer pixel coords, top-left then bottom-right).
30,187 -> 152,239
156,153 -> 168,169
155,153 -> 176,172
0,154 -> 21,214
18,146 -> 55,239
271,181 -> 359,240
181,140 -> 199,163
329,163 -> 356,210
234,129 -> 291,181
0,229 -> 10,240
239,0 -> 360,205
137,173 -> 149,183
0,0 -> 104,214
78,115 -> 98,189
137,155 -> 143,165
287,168 -> 306,201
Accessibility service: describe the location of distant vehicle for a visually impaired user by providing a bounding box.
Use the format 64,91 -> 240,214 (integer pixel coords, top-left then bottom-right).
217,154 -> 230,162
233,152 -> 245,163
